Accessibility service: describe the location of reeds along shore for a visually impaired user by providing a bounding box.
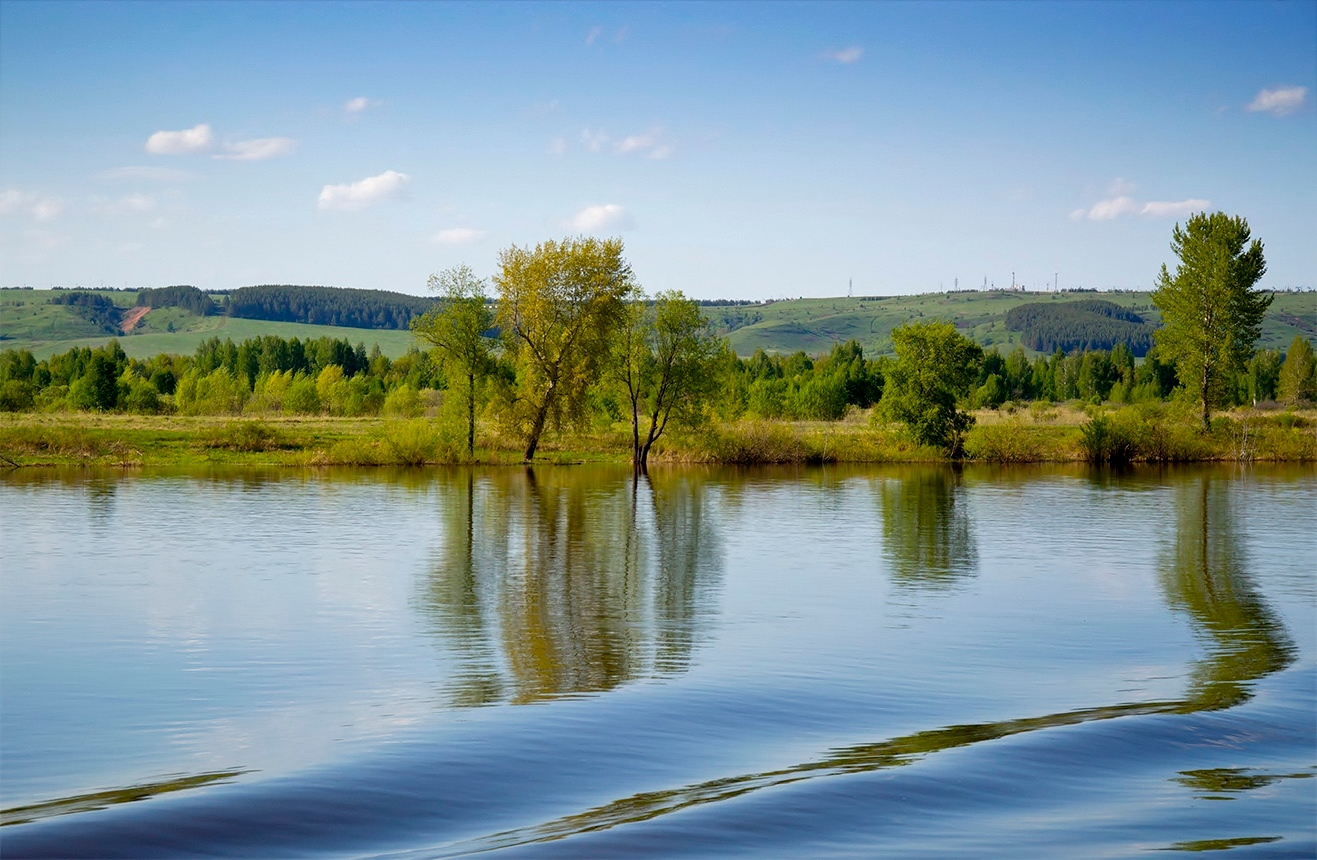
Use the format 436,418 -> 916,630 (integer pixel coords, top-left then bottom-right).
1,401 -> 1313,468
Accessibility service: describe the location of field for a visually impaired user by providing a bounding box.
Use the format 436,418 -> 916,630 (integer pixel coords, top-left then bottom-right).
0,290 -> 420,359
3,287 -> 1314,361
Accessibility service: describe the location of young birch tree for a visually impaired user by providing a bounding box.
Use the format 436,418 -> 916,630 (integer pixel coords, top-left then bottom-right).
613,290 -> 723,471
1151,212 -> 1270,429
410,264 -> 495,456
494,237 -> 637,462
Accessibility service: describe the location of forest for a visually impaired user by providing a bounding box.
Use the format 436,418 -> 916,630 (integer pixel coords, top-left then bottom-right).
223,285 -> 437,329
1004,299 -> 1156,355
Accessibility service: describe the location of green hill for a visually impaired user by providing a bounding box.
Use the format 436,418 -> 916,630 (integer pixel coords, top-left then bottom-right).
3,286 -> 1313,361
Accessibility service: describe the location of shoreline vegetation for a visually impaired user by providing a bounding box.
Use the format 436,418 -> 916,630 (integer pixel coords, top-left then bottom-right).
2,401 -> 1313,469
5,222 -> 1315,470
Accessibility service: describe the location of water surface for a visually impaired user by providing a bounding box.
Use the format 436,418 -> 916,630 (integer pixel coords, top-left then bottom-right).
1,464 -> 1313,857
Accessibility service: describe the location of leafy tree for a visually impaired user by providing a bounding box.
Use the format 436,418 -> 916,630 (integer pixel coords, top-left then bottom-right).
1278,336 -> 1316,404
411,265 -> 496,456
1151,212 -> 1271,429
494,237 -> 637,461
882,321 -> 983,453
612,291 -> 723,470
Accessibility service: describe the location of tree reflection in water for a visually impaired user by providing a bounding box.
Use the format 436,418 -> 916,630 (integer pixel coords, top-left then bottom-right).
877,466 -> 978,590
449,468 -> 1299,852
417,467 -> 721,708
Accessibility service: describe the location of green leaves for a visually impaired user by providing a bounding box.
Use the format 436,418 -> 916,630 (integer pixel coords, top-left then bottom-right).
882,321 -> 983,453
1151,212 -> 1271,427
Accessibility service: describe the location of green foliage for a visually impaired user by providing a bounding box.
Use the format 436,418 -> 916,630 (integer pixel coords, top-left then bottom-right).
612,290 -> 724,468
1004,299 -> 1154,355
1078,415 -> 1138,464
1152,212 -> 1271,428
225,284 -> 435,329
882,321 -> 984,453
135,285 -> 215,315
412,265 -> 496,455
48,291 -> 122,335
1277,336 -> 1316,404
199,421 -> 290,452
495,236 -> 638,461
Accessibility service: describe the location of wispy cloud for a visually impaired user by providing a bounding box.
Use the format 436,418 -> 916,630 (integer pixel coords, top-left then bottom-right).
146,123 -> 213,155
92,193 -> 156,216
317,170 -> 411,211
822,46 -> 863,64
571,203 -> 633,232
586,25 -> 627,45
1072,186 -> 1210,221
580,129 -> 609,152
1139,198 -> 1212,219
573,128 -> 672,159
1246,85 -> 1307,117
431,227 -> 487,245
548,136 -> 568,156
0,189 -> 64,221
215,137 -> 298,161
344,96 -> 384,117
98,166 -> 193,182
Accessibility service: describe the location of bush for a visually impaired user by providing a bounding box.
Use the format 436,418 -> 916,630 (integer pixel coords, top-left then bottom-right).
964,420 -> 1052,462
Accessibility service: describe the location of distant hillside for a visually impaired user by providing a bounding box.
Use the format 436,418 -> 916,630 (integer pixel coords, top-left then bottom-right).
224,285 -> 435,329
1004,299 -> 1155,356
3,286 -> 1314,361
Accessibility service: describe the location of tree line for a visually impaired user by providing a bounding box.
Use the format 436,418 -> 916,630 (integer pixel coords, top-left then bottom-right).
3,218 -> 1314,464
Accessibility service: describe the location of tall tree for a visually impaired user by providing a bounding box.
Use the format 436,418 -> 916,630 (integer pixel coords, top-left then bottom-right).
411,265 -> 496,456
1151,212 -> 1270,429
881,320 -> 983,454
1277,335 -> 1316,405
613,290 -> 723,471
495,237 -> 637,462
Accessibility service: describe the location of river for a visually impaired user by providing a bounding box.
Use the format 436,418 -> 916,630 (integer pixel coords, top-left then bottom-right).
1,464 -> 1313,857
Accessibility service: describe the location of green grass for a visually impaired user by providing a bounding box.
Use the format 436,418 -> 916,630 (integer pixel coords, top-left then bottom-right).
3,404 -> 1311,469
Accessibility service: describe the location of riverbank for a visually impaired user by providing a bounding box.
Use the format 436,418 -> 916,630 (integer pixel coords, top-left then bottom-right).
2,402 -> 1313,468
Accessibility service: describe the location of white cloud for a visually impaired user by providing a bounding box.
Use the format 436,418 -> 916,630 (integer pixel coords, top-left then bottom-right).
145,123 -> 213,155
215,137 -> 297,161
616,131 -> 658,153
93,193 -> 155,216
0,190 -> 64,221
317,170 -> 411,210
580,128 -> 609,152
1246,86 -> 1307,117
1073,187 -> 1211,221
1140,199 -> 1211,218
548,136 -> 568,156
344,96 -> 384,116
586,25 -> 604,45
823,46 -> 863,64
432,227 -> 487,245
1084,196 -> 1140,220
98,166 -> 193,182
571,203 -> 633,232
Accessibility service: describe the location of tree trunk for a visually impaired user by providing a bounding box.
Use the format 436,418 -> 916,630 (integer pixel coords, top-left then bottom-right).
523,401 -> 549,462
466,372 -> 476,457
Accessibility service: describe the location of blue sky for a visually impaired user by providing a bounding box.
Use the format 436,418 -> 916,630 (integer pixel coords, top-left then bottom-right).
1,0 -> 1313,298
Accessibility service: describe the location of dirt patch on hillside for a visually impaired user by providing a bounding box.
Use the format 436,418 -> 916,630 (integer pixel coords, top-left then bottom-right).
119,306 -> 149,332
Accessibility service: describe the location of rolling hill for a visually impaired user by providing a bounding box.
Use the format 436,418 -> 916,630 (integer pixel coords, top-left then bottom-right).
3,287 -> 1313,361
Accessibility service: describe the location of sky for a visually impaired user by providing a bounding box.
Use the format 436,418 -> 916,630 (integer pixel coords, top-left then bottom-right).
1,0 -> 1313,299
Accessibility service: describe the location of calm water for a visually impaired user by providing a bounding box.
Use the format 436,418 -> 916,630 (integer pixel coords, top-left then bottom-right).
1,464 -> 1313,858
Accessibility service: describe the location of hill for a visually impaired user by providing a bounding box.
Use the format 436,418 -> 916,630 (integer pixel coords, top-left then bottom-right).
3,286 -> 1313,361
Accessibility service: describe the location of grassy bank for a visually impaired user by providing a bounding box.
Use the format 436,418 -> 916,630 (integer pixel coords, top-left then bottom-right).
2,402 -> 1313,469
